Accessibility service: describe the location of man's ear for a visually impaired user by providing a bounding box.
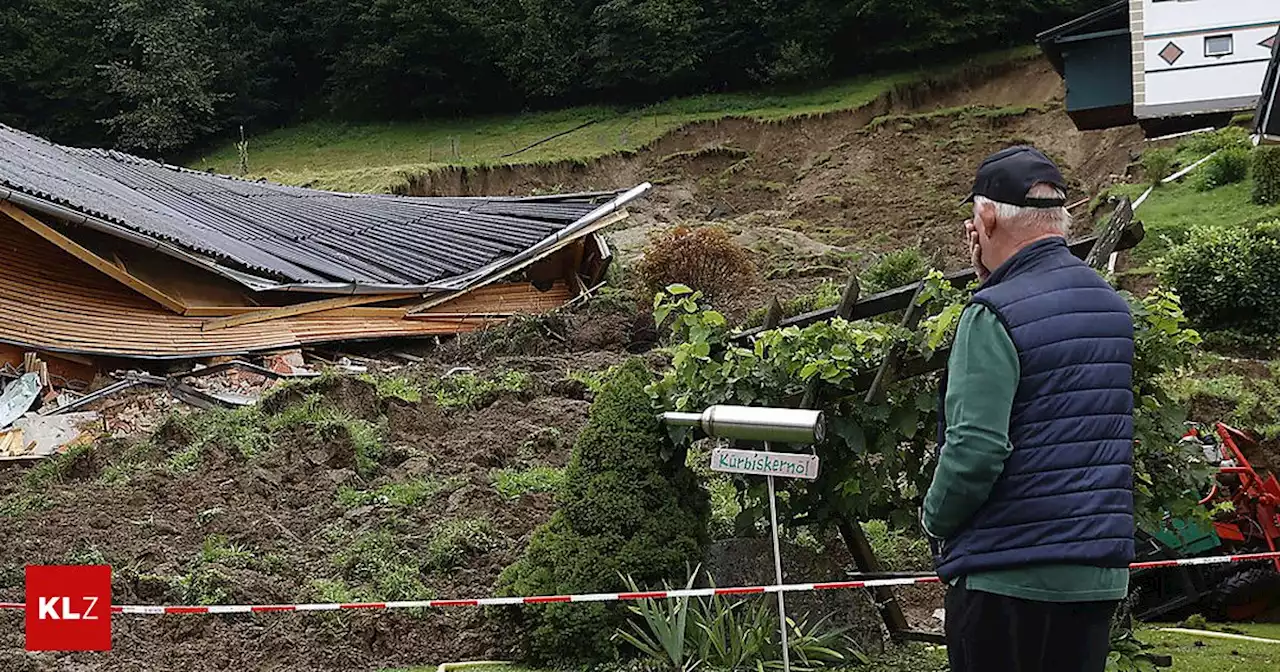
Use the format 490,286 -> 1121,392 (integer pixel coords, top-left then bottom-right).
976,201 -> 997,238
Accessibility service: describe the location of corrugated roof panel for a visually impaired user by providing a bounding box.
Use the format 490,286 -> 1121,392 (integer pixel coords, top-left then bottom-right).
0,123 -> 628,290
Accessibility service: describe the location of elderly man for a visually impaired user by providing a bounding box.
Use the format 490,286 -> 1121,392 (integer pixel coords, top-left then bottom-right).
921,146 -> 1135,672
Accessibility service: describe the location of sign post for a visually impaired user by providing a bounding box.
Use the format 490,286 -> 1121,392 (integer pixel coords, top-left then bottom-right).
711,442 -> 819,672
667,406 -> 824,672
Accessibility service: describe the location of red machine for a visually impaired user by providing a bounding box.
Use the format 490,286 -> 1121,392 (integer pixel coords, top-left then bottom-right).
1192,422 -> 1280,574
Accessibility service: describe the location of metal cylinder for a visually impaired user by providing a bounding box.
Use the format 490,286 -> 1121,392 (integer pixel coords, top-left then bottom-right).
662,405 -> 825,444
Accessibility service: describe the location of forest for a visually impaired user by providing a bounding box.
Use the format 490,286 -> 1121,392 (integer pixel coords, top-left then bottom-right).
0,0 -> 1107,159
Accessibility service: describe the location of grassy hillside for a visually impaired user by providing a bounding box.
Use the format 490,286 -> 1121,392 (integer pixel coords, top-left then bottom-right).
189,48 -> 1037,193
1112,179 -> 1280,266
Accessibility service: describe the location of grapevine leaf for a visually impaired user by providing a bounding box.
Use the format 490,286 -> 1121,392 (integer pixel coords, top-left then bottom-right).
915,391 -> 937,412
829,417 -> 866,453
891,406 -> 919,439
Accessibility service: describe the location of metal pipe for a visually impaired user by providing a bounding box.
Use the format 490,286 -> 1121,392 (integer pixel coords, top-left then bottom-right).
764,440 -> 791,672
662,406 -> 825,444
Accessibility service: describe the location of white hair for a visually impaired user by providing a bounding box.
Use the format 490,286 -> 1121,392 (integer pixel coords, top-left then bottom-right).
974,183 -> 1072,236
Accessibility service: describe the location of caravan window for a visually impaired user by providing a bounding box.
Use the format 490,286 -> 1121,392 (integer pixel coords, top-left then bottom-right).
1205,34 -> 1234,57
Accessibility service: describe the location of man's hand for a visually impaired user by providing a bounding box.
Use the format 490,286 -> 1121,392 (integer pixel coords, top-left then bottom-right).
966,219 -> 990,282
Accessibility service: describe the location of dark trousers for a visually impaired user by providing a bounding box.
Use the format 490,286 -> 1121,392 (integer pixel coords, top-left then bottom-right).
944,580 -> 1118,672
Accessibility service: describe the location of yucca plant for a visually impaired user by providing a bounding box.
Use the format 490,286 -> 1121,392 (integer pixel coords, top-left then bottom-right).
615,566 -> 868,672
692,591 -> 775,671
614,567 -> 701,672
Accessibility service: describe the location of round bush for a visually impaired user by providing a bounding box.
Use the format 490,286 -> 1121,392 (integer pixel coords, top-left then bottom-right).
1162,221 -> 1280,335
495,358 -> 711,665
636,225 -> 755,299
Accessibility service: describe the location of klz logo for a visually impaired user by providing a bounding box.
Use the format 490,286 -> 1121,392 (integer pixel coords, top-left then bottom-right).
25,565 -> 112,651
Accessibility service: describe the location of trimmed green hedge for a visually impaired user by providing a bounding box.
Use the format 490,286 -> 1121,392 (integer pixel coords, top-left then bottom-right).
495,358 -> 710,665
1163,221 -> 1280,335
1254,145 -> 1280,205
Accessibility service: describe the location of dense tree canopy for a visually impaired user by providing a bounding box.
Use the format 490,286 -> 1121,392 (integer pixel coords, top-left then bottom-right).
0,0 -> 1108,157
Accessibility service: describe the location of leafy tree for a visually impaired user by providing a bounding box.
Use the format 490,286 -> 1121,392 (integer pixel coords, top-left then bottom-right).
0,0 -> 116,146
326,0 -> 511,119
0,0 -> 1117,154
586,0 -> 706,94
484,0 -> 589,102
99,0 -> 228,154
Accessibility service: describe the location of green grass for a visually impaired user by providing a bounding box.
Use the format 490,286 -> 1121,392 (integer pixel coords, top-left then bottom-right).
430,371 -> 532,411
337,477 -> 456,509
424,518 -> 497,570
1142,623 -> 1280,671
190,48 -> 1036,193
492,466 -> 566,500
334,528 -> 433,602
0,492 -> 53,517
860,519 -> 932,572
361,374 -> 423,403
1111,179 -> 1280,266
1166,353 -> 1280,439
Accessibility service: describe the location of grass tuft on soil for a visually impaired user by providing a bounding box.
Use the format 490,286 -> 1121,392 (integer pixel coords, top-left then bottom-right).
337,477 -> 458,509
492,466 -> 566,500
429,370 -> 533,410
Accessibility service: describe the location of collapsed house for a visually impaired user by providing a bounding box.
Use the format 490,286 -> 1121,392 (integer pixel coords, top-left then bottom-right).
0,122 -> 649,381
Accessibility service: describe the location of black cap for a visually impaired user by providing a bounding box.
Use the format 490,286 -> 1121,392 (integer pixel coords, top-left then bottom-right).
962,145 -> 1067,208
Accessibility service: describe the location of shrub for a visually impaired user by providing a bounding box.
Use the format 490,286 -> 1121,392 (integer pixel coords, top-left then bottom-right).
1254,145 -> 1280,205
1163,221 -> 1280,334
1141,148 -> 1176,184
1180,125 -> 1252,156
636,225 -> 755,299
496,358 -> 711,665
1196,146 -> 1250,191
860,520 -> 931,571
860,247 -> 930,294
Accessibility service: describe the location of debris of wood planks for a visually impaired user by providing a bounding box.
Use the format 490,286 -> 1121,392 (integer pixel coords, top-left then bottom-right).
0,122 -> 647,361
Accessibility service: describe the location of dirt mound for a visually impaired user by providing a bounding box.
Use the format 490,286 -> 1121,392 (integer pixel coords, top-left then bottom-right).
0,375 -> 592,671
402,57 -> 1141,311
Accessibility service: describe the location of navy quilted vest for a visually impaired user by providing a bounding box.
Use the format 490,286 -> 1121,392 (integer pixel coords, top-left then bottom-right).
933,236 -> 1136,581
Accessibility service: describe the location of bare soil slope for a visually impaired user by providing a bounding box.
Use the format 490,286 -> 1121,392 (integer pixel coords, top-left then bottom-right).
407,57 -> 1141,289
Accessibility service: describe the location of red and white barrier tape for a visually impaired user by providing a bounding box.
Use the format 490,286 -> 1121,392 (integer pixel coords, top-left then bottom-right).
2,551 -> 1278,616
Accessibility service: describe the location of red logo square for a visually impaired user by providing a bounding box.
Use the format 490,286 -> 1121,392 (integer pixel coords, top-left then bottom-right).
25,565 -> 112,651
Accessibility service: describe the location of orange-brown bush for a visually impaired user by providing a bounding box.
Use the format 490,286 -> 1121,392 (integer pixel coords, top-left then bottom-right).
636,225 -> 755,299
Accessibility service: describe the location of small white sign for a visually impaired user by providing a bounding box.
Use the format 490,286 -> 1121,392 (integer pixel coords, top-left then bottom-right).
710,448 -> 820,480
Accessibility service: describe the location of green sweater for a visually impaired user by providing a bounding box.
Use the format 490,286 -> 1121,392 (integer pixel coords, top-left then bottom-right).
921,304 -> 1128,603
